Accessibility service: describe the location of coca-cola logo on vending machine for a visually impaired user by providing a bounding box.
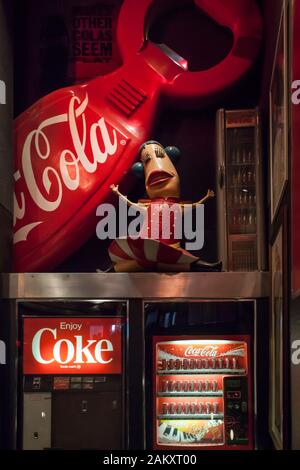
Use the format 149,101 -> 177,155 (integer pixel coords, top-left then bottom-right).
23,317 -> 122,374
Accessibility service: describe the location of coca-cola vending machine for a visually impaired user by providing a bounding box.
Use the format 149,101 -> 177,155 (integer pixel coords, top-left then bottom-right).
153,336 -> 252,450
19,301 -> 126,450
144,300 -> 268,450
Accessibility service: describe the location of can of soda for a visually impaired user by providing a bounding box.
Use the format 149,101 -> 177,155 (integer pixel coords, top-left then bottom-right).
168,359 -> 174,370
176,380 -> 182,392
168,380 -> 174,392
162,380 -> 168,392
202,359 -> 208,369
213,402 -> 219,414
175,359 -> 181,370
189,358 -> 195,369
177,402 -> 183,414
162,402 -> 168,414
189,381 -> 195,392
211,358 -> 216,369
196,359 -> 201,370
183,358 -> 189,370
169,403 -> 176,414
183,381 -> 189,392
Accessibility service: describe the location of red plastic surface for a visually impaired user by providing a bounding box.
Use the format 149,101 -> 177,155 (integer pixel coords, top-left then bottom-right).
14,0 -> 262,271
23,317 -> 122,375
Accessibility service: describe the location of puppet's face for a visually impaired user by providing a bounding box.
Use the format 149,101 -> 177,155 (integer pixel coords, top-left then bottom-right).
141,143 -> 180,199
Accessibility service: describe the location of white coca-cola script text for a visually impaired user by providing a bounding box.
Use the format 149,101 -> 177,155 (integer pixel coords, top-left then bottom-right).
14,93 -> 125,243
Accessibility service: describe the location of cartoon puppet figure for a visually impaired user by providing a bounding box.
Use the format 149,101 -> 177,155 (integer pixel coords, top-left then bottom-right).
109,141 -> 222,272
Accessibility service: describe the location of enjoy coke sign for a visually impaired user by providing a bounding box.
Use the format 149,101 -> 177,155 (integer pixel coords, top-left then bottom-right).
23,317 -> 122,374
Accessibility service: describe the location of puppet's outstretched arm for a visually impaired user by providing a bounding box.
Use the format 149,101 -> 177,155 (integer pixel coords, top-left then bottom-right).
181,189 -> 215,208
110,185 -> 146,210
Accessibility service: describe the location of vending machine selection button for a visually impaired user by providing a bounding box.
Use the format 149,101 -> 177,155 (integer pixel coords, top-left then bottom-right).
242,402 -> 248,413
227,391 -> 241,399
32,377 -> 41,390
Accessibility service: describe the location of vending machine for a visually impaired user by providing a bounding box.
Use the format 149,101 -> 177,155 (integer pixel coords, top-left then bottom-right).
144,300 -> 263,450
153,336 -> 252,450
19,301 -> 126,450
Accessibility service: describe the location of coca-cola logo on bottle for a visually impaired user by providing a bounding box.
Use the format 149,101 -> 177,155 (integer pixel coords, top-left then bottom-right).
23,317 -> 122,374
14,92 -> 128,244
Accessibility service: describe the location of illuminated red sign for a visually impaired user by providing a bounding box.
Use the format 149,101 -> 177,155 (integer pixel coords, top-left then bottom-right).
23,317 -> 122,375
155,339 -> 248,372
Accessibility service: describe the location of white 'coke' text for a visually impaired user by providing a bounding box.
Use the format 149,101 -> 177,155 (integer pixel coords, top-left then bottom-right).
32,327 -> 114,365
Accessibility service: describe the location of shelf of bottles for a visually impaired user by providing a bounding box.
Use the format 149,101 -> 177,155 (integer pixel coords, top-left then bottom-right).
225,126 -> 258,271
226,127 -> 257,236
154,339 -> 248,447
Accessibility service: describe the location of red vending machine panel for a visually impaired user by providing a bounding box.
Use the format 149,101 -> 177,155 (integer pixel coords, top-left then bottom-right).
153,336 -> 252,450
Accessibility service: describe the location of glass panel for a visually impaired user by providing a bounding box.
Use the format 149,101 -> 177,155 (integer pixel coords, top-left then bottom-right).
226,127 -> 257,236
144,302 -> 254,449
231,239 -> 258,271
154,338 -> 248,446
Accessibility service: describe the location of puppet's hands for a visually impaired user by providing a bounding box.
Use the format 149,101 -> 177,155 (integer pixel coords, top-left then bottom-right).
110,184 -> 141,209
187,189 -> 216,207
110,184 -> 119,195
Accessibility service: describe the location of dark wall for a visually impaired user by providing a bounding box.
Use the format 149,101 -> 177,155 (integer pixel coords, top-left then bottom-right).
259,0 -> 285,113
259,0 -> 285,228
0,0 -> 13,272
260,0 -> 294,450
13,0 -> 123,116
290,296 -> 300,449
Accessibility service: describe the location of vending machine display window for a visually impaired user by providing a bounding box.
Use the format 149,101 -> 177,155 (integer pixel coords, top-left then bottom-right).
144,301 -> 258,450
153,337 -> 252,450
